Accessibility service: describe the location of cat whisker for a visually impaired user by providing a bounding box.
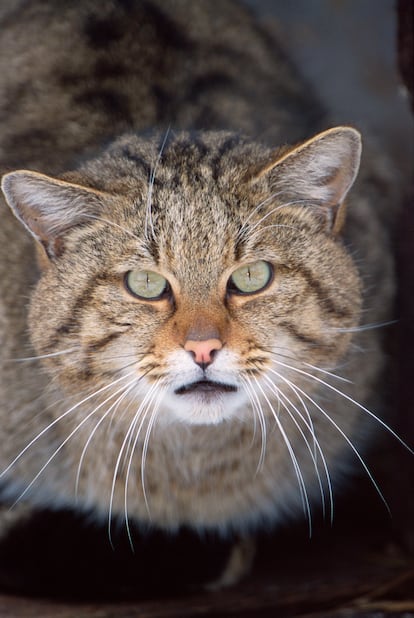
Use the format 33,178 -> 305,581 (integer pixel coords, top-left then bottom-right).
145,127 -> 171,240
107,378 -> 162,549
123,378 -> 161,467
74,378 -> 139,498
263,370 -> 317,455
140,384 -> 166,518
83,214 -> 142,242
303,363 -> 352,384
262,346 -> 353,380
237,198 -> 322,244
106,358 -> 152,376
326,320 -> 397,334
266,366 -> 391,513
240,376 -> 267,473
263,373 -> 334,522
244,223 -> 302,245
235,190 -> 285,241
252,376 -> 313,535
105,371 -> 151,436
272,359 -> 413,454
96,351 -> 147,363
0,371 -> 136,482
6,347 -> 80,363
124,379 -> 165,551
10,371 -> 138,507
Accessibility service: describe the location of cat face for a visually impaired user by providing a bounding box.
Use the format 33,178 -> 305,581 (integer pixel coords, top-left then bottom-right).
1,128 -> 362,427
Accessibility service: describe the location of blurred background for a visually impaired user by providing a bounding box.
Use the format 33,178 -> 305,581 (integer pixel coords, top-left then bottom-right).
244,0 -> 413,177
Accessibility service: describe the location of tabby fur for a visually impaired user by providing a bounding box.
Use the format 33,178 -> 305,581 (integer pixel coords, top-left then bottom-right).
0,0 -> 402,579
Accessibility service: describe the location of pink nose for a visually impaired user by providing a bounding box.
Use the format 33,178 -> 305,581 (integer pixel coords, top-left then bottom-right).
184,338 -> 223,367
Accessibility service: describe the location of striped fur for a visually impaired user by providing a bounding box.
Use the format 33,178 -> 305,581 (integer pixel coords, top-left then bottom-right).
0,0 -> 402,587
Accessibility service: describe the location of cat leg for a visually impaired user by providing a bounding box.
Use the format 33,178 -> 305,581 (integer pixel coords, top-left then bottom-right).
206,535 -> 256,590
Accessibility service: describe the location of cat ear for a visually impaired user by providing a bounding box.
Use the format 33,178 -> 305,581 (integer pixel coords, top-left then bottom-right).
254,126 -> 362,233
1,170 -> 107,259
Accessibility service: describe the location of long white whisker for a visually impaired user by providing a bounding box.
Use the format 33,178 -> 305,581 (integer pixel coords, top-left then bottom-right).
6,347 -> 79,363
123,379 -> 164,550
304,363 -> 352,384
238,198 -> 321,243
240,376 -> 267,473
263,373 -> 334,522
145,127 -> 171,239
0,371 -> 136,481
274,360 -> 413,454
83,214 -> 142,242
105,373 -> 145,435
275,373 -> 318,458
122,378 -> 159,467
74,378 -> 138,497
267,366 -> 391,513
264,347 -> 356,378
245,223 -> 301,244
97,351 -> 147,364
11,373 -> 137,507
140,385 -> 166,516
326,320 -> 397,333
236,191 -> 285,240
252,376 -> 313,535
107,379 -> 160,549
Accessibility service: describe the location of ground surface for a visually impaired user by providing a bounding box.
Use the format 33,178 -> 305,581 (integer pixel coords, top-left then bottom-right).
0,500 -> 414,617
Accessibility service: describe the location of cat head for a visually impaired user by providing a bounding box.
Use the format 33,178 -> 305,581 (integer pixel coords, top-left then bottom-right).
1,127 -> 362,426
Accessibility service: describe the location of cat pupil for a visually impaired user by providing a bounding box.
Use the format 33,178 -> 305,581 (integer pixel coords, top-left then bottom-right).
125,269 -> 168,300
229,260 -> 273,294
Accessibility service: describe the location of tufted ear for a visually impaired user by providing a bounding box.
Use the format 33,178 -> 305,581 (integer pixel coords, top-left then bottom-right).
1,170 -> 108,259
253,126 -> 362,233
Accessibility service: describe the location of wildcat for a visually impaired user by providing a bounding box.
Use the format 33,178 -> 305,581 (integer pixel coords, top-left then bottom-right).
0,0 -> 408,592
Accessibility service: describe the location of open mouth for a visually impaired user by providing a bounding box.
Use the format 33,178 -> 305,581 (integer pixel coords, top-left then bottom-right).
175,380 -> 238,396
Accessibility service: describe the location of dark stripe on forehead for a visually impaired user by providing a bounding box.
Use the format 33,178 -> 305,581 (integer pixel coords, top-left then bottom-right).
211,135 -> 244,182
121,145 -> 153,179
190,133 -> 210,159
164,133 -> 208,162
162,134 -> 212,185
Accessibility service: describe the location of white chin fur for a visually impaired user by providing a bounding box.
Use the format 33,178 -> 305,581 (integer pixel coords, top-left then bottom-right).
161,388 -> 249,425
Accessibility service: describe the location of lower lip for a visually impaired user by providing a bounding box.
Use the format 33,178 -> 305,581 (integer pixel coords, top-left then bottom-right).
175,380 -> 237,396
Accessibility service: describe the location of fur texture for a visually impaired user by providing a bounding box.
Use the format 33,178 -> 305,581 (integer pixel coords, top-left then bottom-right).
0,0 -> 403,566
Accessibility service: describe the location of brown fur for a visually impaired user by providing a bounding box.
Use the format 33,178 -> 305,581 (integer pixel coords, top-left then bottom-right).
0,0 -> 403,583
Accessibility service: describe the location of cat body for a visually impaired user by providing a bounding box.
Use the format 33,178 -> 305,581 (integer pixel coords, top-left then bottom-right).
0,0 -> 399,559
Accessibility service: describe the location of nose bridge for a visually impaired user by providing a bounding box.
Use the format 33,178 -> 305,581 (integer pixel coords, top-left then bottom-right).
185,312 -> 221,342
183,308 -> 225,367
183,300 -> 228,341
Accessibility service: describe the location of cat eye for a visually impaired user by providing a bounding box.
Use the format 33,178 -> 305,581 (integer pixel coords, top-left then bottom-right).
227,260 -> 273,295
125,269 -> 169,300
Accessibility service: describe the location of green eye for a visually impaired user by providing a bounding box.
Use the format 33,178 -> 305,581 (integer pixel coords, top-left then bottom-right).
125,269 -> 169,300
228,260 -> 273,295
